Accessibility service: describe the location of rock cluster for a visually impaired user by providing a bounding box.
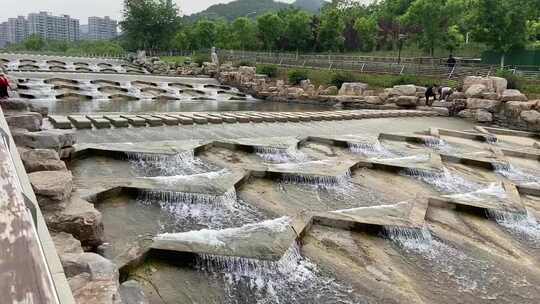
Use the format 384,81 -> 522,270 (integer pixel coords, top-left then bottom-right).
2,100 -> 145,303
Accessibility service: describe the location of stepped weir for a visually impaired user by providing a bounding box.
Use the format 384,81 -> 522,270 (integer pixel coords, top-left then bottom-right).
2,52 -> 540,304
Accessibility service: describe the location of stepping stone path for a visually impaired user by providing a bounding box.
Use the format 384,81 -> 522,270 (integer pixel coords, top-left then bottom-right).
44,110 -> 441,130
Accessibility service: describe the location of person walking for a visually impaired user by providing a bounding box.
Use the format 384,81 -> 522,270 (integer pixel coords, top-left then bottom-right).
0,73 -> 11,100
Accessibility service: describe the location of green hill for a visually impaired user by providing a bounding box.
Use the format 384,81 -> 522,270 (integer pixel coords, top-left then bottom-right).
185,0 -> 290,22
293,0 -> 327,13
185,0 -> 329,22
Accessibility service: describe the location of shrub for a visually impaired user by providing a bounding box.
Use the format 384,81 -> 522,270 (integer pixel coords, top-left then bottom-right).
192,53 -> 210,66
390,75 -> 420,86
236,60 -> 255,67
288,69 -> 309,85
257,65 -> 278,78
495,69 -> 522,90
330,71 -> 357,88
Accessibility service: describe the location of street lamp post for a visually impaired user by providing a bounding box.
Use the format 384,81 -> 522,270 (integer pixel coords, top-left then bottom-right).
397,34 -> 407,64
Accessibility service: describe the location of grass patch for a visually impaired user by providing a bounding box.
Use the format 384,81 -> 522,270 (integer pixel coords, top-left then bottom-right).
160,56 -> 189,65
274,67 -> 457,90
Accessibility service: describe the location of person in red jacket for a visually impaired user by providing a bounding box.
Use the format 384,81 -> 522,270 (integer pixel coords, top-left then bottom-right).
0,73 -> 11,99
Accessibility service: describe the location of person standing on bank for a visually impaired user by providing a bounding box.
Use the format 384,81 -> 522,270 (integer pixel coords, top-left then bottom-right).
0,73 -> 12,100
447,55 -> 457,75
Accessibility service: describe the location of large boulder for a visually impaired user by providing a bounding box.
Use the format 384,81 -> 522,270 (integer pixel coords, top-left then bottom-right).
51,232 -> 84,255
43,197 -> 104,247
365,96 -> 384,105
29,170 -> 73,209
0,98 -> 29,111
339,82 -> 369,96
62,253 -> 121,304
464,84 -> 487,98
5,112 -> 42,131
15,129 -> 76,151
447,92 -> 466,102
501,89 -> 527,102
396,96 -> 419,107
490,77 -> 508,94
503,100 -> 538,119
119,280 -> 148,304
392,84 -> 417,96
520,110 -> 540,124
21,149 -> 66,173
458,109 -> 493,122
466,98 -> 501,112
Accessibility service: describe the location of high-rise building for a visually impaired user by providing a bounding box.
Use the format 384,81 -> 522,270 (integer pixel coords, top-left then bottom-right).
0,12 -> 81,47
27,12 -> 80,41
0,16 -> 28,48
87,16 -> 117,41
0,22 -> 9,48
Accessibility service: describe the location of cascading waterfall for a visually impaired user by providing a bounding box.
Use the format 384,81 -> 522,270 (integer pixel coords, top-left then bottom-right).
403,167 -> 483,194
138,189 -> 263,230
127,151 -> 220,177
492,162 -> 540,187
486,209 -> 540,245
279,170 -> 352,188
348,140 -> 398,159
194,241 -> 367,304
384,225 -> 488,293
254,147 -> 308,164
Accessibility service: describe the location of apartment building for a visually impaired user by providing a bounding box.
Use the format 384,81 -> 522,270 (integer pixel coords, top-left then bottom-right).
87,16 -> 118,41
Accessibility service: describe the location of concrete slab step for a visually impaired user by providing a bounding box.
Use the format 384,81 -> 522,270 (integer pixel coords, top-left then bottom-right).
239,113 -> 264,123
137,115 -> 163,127
211,114 -> 237,123
152,114 -> 179,126
224,113 -> 251,123
252,113 -> 277,122
263,113 -> 288,122
103,115 -> 129,128
48,115 -> 72,129
120,115 -> 147,127
166,114 -> 194,125
86,115 -> 111,128
195,113 -> 222,124
179,113 -> 208,124
67,115 -> 92,129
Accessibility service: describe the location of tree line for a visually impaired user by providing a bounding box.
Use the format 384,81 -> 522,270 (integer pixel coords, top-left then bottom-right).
121,0 -> 540,64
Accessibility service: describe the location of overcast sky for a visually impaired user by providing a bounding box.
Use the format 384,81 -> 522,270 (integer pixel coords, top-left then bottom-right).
0,0 -> 297,23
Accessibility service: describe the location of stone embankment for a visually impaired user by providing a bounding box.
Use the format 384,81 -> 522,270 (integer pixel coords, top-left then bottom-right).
214,64 -> 538,131
1,100 -> 147,304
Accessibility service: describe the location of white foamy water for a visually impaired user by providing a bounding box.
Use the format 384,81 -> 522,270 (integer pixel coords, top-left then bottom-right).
254,147 -> 308,164
349,140 -> 398,159
156,217 -> 291,247
195,242 -> 367,304
138,189 -> 264,230
493,163 -> 540,187
487,210 -> 540,246
403,167 -> 483,194
128,151 -> 221,177
442,182 -> 507,202
385,226 -> 491,294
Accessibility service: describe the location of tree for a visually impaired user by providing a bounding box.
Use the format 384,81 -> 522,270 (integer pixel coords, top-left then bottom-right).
283,10 -> 314,51
231,17 -> 259,50
444,25 -> 464,54
401,0 -> 450,56
318,8 -> 345,51
193,19 -> 218,49
257,13 -> 285,50
470,0 -> 528,66
121,0 -> 181,51
23,34 -> 45,51
354,16 -> 378,51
